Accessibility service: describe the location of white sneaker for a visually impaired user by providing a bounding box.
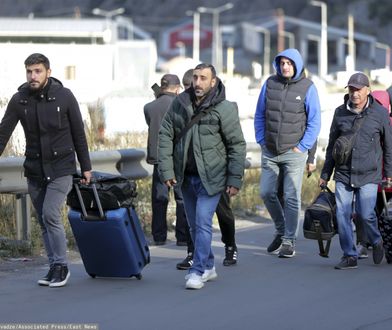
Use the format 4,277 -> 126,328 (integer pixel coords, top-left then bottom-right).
201,267 -> 218,282
185,273 -> 204,290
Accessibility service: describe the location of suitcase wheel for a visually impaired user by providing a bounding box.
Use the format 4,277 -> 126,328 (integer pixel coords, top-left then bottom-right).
89,273 -> 97,278
135,274 -> 142,280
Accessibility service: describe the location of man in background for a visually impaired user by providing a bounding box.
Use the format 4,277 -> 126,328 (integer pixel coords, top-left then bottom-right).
144,74 -> 188,246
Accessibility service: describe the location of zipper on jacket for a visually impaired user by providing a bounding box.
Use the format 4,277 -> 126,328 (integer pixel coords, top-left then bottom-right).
57,106 -> 62,128
276,83 -> 289,152
24,109 -> 31,130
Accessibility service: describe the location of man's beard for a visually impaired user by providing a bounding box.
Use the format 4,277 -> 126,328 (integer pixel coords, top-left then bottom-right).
29,80 -> 46,91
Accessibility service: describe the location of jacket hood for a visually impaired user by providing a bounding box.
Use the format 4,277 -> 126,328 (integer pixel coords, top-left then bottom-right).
273,48 -> 304,81
178,77 -> 226,111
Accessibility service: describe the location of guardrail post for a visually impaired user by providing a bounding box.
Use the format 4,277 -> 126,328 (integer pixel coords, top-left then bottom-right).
15,193 -> 31,241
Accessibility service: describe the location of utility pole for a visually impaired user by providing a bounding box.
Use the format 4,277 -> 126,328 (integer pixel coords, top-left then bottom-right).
198,3 -> 234,74
310,1 -> 328,78
276,8 -> 285,53
186,10 -> 200,63
348,12 -> 355,71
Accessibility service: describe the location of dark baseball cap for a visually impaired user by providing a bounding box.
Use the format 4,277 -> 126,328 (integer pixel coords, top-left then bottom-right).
346,72 -> 370,89
160,74 -> 181,88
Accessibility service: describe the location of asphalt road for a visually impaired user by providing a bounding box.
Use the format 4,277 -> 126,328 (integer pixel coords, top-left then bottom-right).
1,217 -> 392,330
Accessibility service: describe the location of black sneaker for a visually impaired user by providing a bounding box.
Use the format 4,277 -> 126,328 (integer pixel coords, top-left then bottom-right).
223,246 -> 237,266
334,256 -> 358,270
267,235 -> 283,253
37,265 -> 55,286
176,253 -> 193,270
49,264 -> 70,288
278,242 -> 295,258
372,241 -> 384,264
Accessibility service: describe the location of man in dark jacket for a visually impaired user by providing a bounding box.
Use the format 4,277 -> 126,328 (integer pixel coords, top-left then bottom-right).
320,72 -> 392,270
144,74 -> 188,246
0,53 -> 92,287
254,48 -> 321,258
158,63 -> 246,289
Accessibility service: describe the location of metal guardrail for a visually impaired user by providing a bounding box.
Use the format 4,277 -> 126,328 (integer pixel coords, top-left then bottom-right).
0,144 -> 261,241
0,148 -> 154,194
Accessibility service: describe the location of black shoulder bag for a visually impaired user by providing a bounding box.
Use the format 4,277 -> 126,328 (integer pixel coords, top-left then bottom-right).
173,107 -> 214,145
332,115 -> 364,166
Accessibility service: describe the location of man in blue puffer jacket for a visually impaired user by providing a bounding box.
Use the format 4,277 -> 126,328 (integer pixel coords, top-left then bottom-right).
254,48 -> 321,258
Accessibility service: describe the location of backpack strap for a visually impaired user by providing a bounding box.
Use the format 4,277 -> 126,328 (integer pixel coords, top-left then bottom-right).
314,221 -> 332,258
317,238 -> 332,258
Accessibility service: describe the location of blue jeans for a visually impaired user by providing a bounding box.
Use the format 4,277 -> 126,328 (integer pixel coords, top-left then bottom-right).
260,148 -> 307,242
181,175 -> 221,275
335,181 -> 381,257
28,175 -> 73,265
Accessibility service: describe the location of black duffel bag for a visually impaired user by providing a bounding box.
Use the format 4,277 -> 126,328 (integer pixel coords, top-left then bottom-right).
67,172 -> 137,211
303,185 -> 337,257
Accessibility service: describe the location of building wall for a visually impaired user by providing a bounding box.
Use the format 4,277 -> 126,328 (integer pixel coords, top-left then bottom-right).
0,41 -> 157,102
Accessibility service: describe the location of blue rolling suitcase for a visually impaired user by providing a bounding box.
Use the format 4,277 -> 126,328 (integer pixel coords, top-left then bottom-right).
68,179 -> 150,279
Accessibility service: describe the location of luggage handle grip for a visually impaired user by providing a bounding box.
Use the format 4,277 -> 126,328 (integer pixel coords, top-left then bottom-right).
72,178 -> 105,220
319,183 -> 333,195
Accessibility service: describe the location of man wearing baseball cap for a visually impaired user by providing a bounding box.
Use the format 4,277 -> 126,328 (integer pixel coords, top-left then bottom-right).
320,72 -> 392,269
144,73 -> 188,246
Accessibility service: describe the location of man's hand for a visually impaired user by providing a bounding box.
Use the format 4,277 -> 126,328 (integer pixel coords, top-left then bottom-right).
306,163 -> 317,177
164,178 -> 177,188
81,171 -> 92,185
319,178 -> 327,188
293,147 -> 302,153
226,186 -> 239,197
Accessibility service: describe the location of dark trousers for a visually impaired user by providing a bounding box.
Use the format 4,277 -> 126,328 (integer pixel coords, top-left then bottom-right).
151,165 -> 188,242
186,192 -> 236,253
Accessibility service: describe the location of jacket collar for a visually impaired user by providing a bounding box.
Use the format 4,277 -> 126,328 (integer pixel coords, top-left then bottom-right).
18,77 -> 63,103
177,77 -> 226,113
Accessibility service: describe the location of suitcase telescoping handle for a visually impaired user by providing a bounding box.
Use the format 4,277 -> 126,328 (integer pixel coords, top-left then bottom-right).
72,178 -> 105,220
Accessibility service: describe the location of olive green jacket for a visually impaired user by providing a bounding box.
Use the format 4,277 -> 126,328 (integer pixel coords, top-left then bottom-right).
158,81 -> 246,196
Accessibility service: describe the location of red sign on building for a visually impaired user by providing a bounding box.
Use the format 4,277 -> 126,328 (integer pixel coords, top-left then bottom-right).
169,23 -> 212,50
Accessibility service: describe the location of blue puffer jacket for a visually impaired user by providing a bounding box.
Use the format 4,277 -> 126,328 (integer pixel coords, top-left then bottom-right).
321,95 -> 392,187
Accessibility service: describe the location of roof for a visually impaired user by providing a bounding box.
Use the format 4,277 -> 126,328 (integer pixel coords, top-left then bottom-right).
254,15 -> 376,43
0,17 -> 151,40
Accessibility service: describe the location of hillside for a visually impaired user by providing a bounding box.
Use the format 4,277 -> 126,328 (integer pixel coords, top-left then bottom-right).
0,0 -> 391,44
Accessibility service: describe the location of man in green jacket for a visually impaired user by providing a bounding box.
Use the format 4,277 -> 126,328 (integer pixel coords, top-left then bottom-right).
158,63 -> 246,290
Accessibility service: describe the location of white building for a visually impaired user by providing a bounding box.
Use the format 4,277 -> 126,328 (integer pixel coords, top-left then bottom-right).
0,17 -> 157,102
